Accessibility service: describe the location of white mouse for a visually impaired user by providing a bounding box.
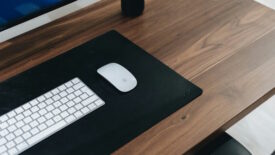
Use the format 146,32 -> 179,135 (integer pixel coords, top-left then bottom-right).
97,63 -> 137,92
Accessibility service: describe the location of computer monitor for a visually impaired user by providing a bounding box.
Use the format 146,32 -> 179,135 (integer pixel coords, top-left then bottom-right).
0,0 -> 99,43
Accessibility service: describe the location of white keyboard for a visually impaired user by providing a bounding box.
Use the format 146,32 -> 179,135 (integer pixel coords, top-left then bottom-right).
0,78 -> 105,155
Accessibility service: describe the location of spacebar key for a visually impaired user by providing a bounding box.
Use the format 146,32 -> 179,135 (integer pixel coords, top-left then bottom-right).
27,120 -> 67,145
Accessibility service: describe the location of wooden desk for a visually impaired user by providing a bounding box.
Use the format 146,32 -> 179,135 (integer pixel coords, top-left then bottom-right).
0,0 -> 275,154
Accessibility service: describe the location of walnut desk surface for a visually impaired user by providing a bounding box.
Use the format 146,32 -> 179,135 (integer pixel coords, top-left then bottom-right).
0,0 -> 275,154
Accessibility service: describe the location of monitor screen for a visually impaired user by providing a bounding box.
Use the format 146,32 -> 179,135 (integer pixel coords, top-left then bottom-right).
0,0 -> 75,31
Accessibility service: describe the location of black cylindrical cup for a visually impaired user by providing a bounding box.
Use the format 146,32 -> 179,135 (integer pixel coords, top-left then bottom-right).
121,0 -> 145,17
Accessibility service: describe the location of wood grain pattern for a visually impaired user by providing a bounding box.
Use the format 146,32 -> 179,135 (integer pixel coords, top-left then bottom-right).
114,29 -> 275,155
0,0 -> 275,154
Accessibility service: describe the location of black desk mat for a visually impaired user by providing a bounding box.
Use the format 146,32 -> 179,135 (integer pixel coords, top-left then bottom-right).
0,30 -> 202,155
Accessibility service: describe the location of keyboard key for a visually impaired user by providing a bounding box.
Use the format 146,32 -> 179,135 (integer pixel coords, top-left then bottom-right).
52,109 -> 61,115
67,88 -> 74,94
88,104 -> 96,111
23,110 -> 32,117
23,103 -> 31,110
14,129 -> 23,136
8,148 -> 18,154
73,82 -> 84,90
31,113 -> 40,120
74,111 -> 83,118
45,98 -> 54,105
67,93 -> 75,100
0,145 -> 7,154
22,125 -> 31,132
15,107 -> 24,114
65,81 -> 73,87
0,122 -> 8,129
15,114 -> 24,121
8,118 -> 16,125
0,129 -> 8,137
66,101 -> 75,107
46,120 -> 54,127
53,116 -> 62,122
37,117 -> 46,123
44,92 -> 53,98
74,90 -> 82,96
22,132 -> 31,139
59,91 -> 67,97
0,138 -> 7,145
72,78 -> 80,84
53,95 -> 61,101
30,100 -> 38,106
14,137 -> 24,144
80,93 -> 88,100
31,106 -> 39,113
60,97 -> 69,104
46,105 -> 54,111
15,121 -> 24,128
38,124 -> 47,131
68,107 -> 76,114
82,95 -> 98,106
0,115 -> 8,122
53,101 -> 62,108
60,105 -> 68,111
6,141 -> 15,148
39,109 -> 47,115
58,85 -> 66,91
81,87 -> 94,96
7,111 -> 16,118
61,111 -> 69,118
95,100 -> 105,107
81,107 -> 90,114
30,128 -> 39,135
65,115 -> 75,123
17,142 -> 28,151
30,120 -> 39,128
38,102 -> 47,109
6,133 -> 15,141
27,120 -> 66,145
52,88 -> 59,95
45,113 -> 54,119
8,125 -> 17,132
73,97 -> 81,103
23,117 -> 32,124
37,96 -> 46,102
75,104 -> 83,110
